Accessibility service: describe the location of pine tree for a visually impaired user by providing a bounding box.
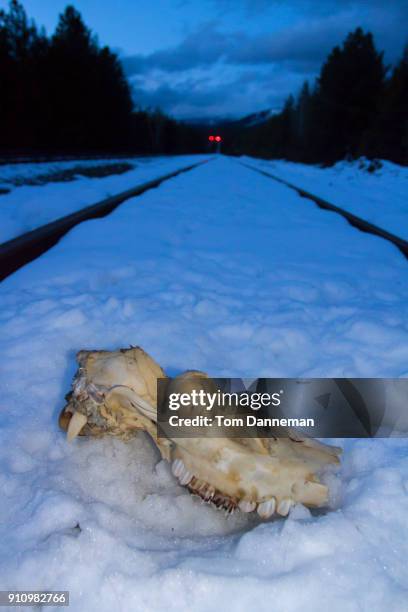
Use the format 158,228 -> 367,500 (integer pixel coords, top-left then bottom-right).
0,0 -> 47,148
48,5 -> 133,149
293,81 -> 316,161
371,46 -> 408,163
313,27 -> 386,162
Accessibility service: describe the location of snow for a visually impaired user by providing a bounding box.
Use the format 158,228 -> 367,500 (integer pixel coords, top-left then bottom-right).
242,156 -> 408,241
0,155 -> 408,611
0,157 -> 138,185
0,155 -> 210,243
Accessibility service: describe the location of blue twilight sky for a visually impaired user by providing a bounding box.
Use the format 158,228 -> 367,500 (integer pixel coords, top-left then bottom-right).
4,0 -> 408,119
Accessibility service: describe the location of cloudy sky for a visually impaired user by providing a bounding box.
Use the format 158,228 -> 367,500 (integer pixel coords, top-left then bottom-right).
9,0 -> 408,119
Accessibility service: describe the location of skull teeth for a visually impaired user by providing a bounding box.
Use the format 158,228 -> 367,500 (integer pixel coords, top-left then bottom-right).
277,498 -> 293,516
176,463 -> 296,519
171,459 -> 193,485
179,470 -> 193,485
66,411 -> 88,442
171,459 -> 185,479
203,485 -> 215,500
238,500 -> 257,513
257,498 -> 277,518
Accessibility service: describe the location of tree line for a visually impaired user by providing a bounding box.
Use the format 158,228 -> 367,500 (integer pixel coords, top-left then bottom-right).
225,28 -> 408,166
1,2 -> 407,165
0,0 -> 202,155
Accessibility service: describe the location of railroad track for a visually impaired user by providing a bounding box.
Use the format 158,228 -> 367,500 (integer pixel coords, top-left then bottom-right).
2,156 -> 406,282
0,159 -> 209,282
240,161 -> 408,261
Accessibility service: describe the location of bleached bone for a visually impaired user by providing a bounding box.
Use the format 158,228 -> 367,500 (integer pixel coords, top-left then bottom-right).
59,347 -> 341,518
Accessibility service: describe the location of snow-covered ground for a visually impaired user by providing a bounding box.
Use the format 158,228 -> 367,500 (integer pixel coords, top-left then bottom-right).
0,155 -> 209,243
1,156 -> 408,611
242,156 -> 408,241
0,157 -> 139,185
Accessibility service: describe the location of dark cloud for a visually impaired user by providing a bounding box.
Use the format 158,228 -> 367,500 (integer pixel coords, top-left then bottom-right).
211,0 -> 407,19
124,3 -> 407,77
123,23 -> 238,74
123,0 -> 408,118
133,81 -> 228,111
131,64 -> 311,119
123,23 -> 326,76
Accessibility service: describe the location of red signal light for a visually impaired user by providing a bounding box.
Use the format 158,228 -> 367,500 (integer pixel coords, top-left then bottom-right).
208,135 -> 214,141
215,135 -> 222,142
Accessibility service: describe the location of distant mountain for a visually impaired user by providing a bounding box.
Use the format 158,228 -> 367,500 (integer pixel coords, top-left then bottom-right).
181,116 -> 230,127
182,109 -> 277,130
224,109 -> 277,128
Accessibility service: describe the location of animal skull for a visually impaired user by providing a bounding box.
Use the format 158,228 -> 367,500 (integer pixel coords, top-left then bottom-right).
59,347 -> 341,519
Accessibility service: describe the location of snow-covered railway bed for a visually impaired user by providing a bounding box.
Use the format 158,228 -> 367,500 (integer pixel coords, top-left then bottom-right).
0,154 -> 211,244
0,156 -> 408,611
0,158 -> 209,280
240,160 -> 408,261
242,155 -> 408,242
